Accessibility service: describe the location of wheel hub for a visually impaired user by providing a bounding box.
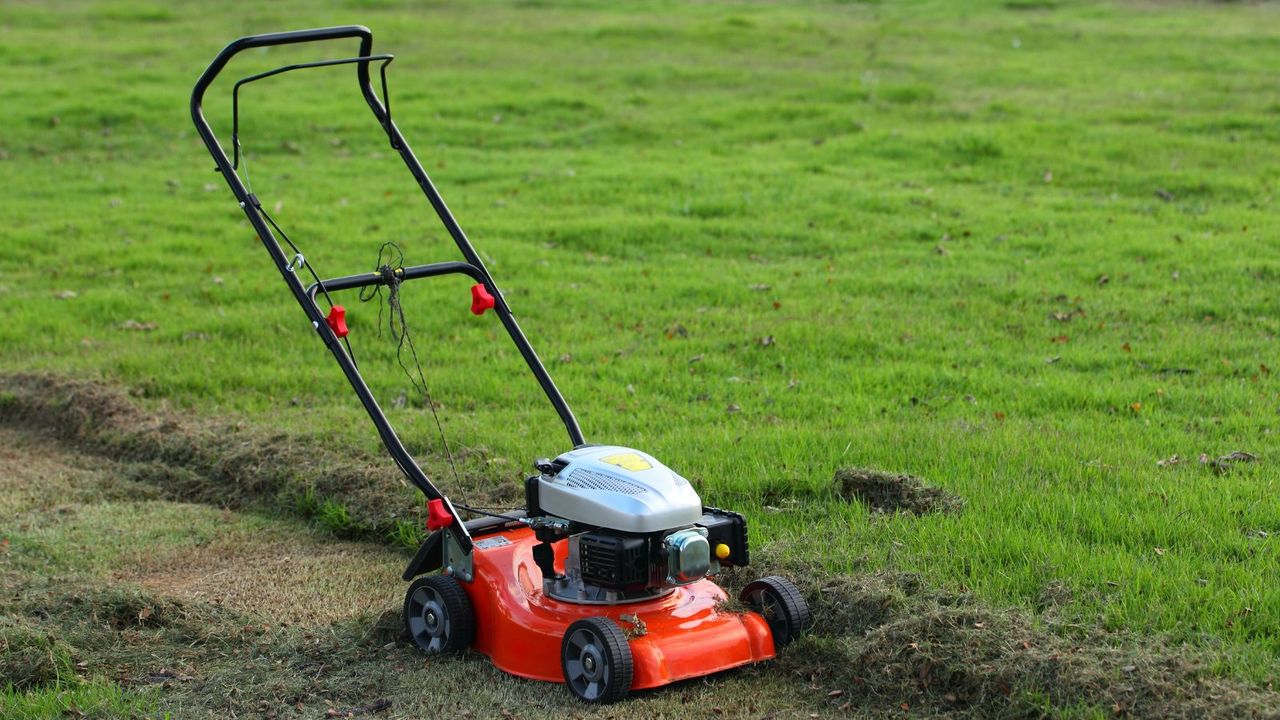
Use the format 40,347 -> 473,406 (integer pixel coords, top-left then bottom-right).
580,647 -> 602,680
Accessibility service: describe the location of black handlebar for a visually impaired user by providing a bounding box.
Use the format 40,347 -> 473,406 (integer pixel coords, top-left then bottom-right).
191,25 -> 372,111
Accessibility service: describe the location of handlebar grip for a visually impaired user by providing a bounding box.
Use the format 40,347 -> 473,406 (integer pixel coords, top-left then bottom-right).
191,25 -> 373,115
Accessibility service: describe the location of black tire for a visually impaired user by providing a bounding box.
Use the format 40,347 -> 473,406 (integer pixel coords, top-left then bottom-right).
560,617 -> 634,703
740,575 -> 811,648
403,574 -> 474,655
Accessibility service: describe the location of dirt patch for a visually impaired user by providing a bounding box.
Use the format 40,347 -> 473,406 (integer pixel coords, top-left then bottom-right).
835,467 -> 965,515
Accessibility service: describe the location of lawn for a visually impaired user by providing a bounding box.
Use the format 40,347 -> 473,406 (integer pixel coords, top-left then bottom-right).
2,0 -> 1279,715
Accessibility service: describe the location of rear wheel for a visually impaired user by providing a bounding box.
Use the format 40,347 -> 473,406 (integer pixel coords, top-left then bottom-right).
403,574 -> 474,654
740,575 -> 810,647
561,617 -> 633,703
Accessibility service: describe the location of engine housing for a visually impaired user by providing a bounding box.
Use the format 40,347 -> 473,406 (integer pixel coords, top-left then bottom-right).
535,445 -> 703,533
522,446 -> 750,604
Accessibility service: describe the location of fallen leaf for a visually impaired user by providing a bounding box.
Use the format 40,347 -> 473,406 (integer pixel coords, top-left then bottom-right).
759,335 -> 775,347
1050,335 -> 1069,344
726,404 -> 741,414
137,606 -> 153,622
1154,547 -> 1166,556
827,689 -> 844,698
1129,402 -> 1142,413
1156,454 -> 1181,467
1121,342 -> 1132,353
994,411 -> 1006,422
1096,274 -> 1110,287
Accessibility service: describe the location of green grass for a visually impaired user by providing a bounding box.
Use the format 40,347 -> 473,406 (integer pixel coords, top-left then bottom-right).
1,0 -> 1278,688
1,681 -> 158,720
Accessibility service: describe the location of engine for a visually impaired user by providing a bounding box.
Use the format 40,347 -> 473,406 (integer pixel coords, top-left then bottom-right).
525,445 -> 749,604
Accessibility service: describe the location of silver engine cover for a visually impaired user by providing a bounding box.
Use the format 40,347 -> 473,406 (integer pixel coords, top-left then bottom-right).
538,446 -> 702,533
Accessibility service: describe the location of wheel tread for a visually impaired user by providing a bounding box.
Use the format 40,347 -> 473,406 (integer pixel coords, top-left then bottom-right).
561,616 -> 633,703
403,574 -> 475,655
740,575 -> 811,646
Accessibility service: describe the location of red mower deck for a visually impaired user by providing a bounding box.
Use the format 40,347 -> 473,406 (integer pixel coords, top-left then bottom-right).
462,526 -> 776,687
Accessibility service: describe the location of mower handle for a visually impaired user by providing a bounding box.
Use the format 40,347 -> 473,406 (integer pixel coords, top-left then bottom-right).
192,27 -> 590,555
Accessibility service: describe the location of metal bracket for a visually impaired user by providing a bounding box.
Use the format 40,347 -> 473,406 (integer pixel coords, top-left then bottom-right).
442,529 -> 473,583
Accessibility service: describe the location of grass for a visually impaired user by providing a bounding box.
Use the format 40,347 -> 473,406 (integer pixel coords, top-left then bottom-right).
1,0 -> 1279,709
1,682 -> 158,720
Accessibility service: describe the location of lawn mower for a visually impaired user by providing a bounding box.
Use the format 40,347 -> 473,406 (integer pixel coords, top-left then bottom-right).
191,26 -> 809,703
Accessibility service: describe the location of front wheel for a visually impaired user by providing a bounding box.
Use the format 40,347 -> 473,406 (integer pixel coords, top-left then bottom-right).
561,617 -> 633,703
403,574 -> 474,655
740,575 -> 811,647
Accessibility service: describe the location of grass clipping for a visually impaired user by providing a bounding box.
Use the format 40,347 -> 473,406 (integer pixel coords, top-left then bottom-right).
0,617 -> 76,691
836,468 -> 964,515
735,560 -> 1280,720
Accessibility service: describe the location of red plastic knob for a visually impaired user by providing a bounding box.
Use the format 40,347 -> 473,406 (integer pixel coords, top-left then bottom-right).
426,498 -> 454,532
326,305 -> 348,338
470,283 -> 495,315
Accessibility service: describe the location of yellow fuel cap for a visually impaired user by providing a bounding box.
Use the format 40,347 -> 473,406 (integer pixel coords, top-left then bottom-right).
715,543 -> 731,560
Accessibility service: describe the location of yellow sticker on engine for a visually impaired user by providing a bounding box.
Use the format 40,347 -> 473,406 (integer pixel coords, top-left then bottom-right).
600,453 -> 652,472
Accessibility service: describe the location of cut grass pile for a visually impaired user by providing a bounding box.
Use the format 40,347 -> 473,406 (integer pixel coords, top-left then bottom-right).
835,467 -> 965,515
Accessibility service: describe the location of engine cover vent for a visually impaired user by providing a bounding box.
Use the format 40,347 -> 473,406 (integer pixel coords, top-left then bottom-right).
563,468 -> 647,495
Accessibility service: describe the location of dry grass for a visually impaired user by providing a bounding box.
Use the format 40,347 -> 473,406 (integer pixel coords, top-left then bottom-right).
123,536 -> 403,626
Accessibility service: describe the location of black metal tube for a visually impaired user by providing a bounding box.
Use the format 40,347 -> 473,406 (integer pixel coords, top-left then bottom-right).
353,57 -> 587,447
232,54 -> 394,169
190,26 -> 474,551
306,261 -> 486,302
